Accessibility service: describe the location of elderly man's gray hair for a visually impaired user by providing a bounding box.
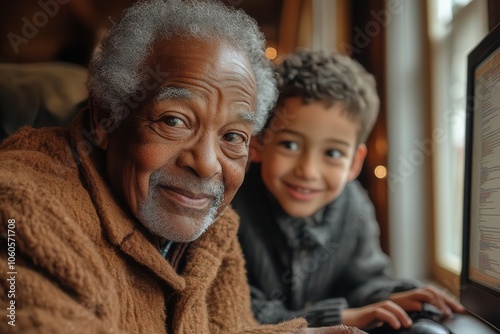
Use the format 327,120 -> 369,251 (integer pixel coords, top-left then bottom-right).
88,0 -> 276,133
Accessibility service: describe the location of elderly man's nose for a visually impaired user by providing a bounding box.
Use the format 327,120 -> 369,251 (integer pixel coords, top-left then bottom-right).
177,138 -> 222,178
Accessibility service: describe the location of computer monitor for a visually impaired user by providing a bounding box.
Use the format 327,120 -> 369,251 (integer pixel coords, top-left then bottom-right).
461,22 -> 500,332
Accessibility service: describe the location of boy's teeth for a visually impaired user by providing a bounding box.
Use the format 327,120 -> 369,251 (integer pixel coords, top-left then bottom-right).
295,187 -> 310,193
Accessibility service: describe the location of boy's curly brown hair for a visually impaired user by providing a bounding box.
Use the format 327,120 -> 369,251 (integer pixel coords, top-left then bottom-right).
273,49 -> 380,143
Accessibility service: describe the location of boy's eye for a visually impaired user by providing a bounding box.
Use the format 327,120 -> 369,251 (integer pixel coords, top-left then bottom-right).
326,149 -> 344,159
279,141 -> 299,151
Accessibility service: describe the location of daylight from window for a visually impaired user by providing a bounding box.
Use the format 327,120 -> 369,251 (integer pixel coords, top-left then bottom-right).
429,0 -> 488,273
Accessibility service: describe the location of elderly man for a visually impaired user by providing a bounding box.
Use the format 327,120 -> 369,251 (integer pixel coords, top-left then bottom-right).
0,0 -> 364,333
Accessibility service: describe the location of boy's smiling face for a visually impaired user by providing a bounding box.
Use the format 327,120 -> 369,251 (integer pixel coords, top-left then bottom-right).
252,97 -> 367,218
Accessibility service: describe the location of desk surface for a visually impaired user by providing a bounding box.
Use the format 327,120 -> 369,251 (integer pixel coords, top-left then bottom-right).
442,313 -> 498,333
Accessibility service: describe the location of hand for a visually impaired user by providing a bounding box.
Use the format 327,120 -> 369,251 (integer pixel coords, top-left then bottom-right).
296,325 -> 367,333
389,285 -> 465,318
341,300 -> 413,330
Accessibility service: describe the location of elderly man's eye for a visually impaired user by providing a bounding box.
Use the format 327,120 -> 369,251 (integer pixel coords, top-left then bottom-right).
163,116 -> 186,127
222,132 -> 246,145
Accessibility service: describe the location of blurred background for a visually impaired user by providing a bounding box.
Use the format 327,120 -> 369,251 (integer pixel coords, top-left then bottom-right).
1,0 -> 499,296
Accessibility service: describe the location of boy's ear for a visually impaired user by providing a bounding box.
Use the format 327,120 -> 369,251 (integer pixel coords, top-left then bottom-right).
249,135 -> 264,163
348,143 -> 367,181
88,98 -> 110,151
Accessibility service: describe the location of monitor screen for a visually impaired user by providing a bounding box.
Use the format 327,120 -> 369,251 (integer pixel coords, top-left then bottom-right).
461,23 -> 500,331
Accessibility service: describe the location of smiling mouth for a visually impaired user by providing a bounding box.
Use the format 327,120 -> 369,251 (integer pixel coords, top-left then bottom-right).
159,186 -> 212,209
292,186 -> 315,193
284,182 -> 322,200
286,182 -> 320,193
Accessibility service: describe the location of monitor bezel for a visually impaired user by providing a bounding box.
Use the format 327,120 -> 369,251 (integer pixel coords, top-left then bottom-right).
460,22 -> 500,332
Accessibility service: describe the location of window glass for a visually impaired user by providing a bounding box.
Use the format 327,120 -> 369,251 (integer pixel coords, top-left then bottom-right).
428,0 -> 488,273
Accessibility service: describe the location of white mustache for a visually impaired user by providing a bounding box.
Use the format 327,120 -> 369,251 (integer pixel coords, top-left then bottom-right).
149,170 -> 224,203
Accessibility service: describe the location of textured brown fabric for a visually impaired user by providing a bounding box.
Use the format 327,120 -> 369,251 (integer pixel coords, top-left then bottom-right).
0,110 -> 307,333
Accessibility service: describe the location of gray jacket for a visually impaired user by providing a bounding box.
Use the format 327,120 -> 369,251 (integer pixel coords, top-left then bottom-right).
232,164 -> 418,327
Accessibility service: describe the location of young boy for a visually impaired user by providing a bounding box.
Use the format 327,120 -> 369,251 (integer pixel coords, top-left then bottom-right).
231,50 -> 464,332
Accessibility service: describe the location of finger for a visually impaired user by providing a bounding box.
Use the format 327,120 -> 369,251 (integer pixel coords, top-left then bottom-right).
408,287 -> 447,309
409,288 -> 436,304
394,286 -> 465,316
427,285 -> 465,313
423,290 -> 453,318
390,290 -> 426,311
400,299 -> 424,311
441,292 -> 465,313
367,302 -> 412,329
393,287 -> 449,316
371,307 -> 402,329
380,302 -> 413,328
394,288 -> 435,307
428,286 -> 465,316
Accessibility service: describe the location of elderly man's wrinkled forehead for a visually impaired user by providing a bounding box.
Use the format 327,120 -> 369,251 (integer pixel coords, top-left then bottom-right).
147,36 -> 254,74
139,35 -> 258,108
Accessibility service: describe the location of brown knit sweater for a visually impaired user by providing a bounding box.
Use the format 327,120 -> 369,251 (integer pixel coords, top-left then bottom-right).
0,110 -> 307,333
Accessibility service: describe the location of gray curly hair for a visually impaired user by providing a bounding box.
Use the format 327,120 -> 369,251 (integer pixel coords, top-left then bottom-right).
274,49 -> 380,143
88,0 -> 276,133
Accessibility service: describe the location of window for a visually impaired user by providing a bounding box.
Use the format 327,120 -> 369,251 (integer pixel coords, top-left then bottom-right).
428,0 -> 488,288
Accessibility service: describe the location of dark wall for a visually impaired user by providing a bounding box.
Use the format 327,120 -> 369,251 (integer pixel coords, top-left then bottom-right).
349,0 -> 390,255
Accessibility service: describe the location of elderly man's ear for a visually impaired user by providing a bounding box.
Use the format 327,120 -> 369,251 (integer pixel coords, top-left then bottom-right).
249,135 -> 264,163
245,135 -> 263,172
88,98 -> 110,151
